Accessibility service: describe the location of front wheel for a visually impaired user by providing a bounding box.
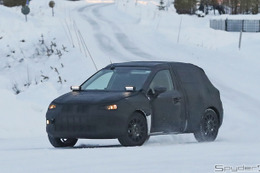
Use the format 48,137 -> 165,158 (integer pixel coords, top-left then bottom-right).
48,135 -> 78,147
118,113 -> 148,146
194,109 -> 219,142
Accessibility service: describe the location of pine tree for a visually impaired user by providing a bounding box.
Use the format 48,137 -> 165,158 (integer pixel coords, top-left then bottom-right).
3,0 -> 26,7
174,0 -> 197,14
228,0 -> 239,14
252,0 -> 260,14
239,0 -> 252,14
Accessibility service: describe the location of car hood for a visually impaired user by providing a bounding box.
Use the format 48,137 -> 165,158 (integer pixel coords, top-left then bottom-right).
53,91 -> 137,105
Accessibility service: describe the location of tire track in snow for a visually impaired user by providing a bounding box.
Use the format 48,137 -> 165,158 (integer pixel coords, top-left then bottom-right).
81,3 -> 154,59
78,4 -> 101,30
92,4 -> 155,59
78,4 -> 127,60
216,82 -> 260,114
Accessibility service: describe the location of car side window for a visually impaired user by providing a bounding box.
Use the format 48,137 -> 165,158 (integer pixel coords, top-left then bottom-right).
149,70 -> 174,91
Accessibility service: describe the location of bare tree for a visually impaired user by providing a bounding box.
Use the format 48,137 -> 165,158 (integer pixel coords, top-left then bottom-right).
222,0 -> 260,14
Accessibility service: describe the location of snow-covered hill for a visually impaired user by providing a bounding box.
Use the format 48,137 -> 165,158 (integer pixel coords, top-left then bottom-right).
0,0 -> 260,172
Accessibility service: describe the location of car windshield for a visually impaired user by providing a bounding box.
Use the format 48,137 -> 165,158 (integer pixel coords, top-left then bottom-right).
81,67 -> 151,91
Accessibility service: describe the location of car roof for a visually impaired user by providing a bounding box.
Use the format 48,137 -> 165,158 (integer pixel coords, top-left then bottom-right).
105,61 -> 195,68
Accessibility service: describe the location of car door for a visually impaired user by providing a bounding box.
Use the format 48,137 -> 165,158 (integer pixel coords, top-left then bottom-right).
148,69 -> 184,133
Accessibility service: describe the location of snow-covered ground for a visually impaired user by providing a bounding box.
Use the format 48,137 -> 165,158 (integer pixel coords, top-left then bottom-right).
0,0 -> 260,172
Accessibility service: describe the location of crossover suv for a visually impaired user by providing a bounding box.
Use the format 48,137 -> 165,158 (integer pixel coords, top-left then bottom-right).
46,61 -> 223,147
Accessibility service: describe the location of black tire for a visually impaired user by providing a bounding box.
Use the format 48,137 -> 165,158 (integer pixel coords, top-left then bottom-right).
194,109 -> 219,142
118,113 -> 148,146
48,135 -> 78,148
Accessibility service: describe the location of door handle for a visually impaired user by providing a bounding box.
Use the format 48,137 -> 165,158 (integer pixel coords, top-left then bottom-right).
173,97 -> 181,104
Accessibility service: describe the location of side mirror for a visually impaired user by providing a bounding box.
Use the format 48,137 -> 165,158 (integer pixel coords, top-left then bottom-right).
148,87 -> 167,98
154,87 -> 167,96
70,86 -> 81,91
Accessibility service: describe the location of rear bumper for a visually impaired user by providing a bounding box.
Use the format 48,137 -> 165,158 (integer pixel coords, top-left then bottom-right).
46,106 -> 129,139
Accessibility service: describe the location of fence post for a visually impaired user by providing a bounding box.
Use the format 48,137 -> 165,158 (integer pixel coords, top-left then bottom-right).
242,20 -> 244,32
239,30 -> 242,50
225,19 -> 228,31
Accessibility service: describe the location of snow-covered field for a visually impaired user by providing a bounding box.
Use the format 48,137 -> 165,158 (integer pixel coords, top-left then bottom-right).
0,0 -> 260,172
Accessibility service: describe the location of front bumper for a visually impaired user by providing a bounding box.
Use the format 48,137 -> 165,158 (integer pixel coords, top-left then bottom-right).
46,104 -> 129,139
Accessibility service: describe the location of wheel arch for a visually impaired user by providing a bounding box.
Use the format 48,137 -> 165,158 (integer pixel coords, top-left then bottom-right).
193,107 -> 220,142
118,110 -> 150,146
189,107 -> 221,133
134,109 -> 151,135
207,107 -> 221,125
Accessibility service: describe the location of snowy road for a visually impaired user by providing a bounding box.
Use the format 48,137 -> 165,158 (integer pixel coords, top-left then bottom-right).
1,0 -> 260,172
77,3 -> 154,62
1,135 -> 260,173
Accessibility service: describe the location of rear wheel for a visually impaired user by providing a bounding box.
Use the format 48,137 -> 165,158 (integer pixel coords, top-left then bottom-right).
194,109 -> 219,142
118,113 -> 148,146
48,135 -> 78,147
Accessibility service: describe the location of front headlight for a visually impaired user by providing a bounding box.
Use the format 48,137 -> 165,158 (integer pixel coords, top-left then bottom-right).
106,104 -> 118,110
49,104 -> 56,110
